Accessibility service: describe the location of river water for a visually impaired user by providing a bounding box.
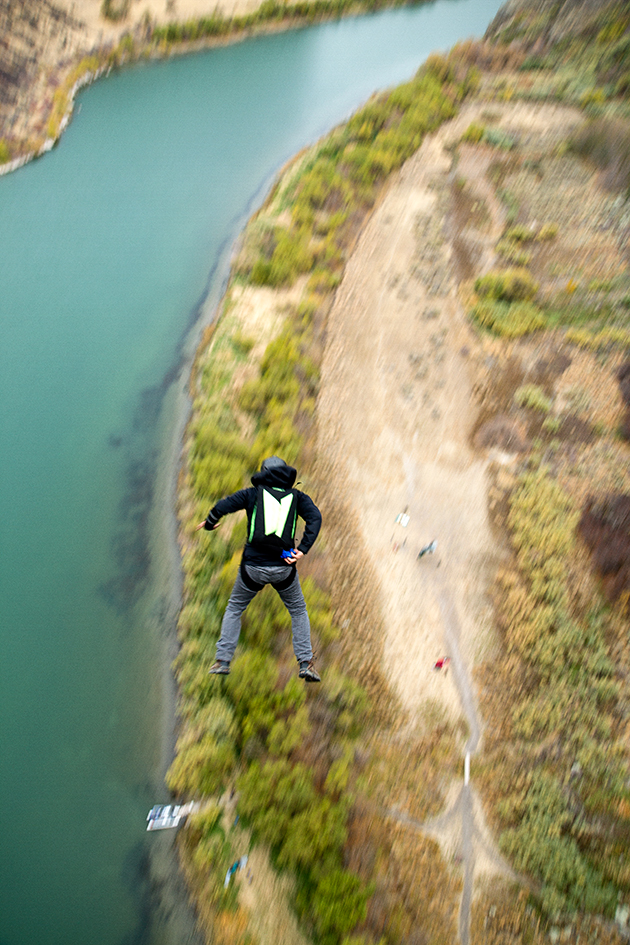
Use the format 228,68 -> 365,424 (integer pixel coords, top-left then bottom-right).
0,3 -> 502,943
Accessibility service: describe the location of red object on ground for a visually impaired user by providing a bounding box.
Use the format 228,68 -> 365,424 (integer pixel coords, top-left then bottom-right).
433,657 -> 450,671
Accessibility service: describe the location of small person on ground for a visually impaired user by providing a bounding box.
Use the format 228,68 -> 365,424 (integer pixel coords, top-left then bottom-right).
196,456 -> 322,681
433,656 -> 450,672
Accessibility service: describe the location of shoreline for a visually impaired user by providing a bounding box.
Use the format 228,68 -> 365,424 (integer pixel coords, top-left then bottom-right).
0,0 -> 434,177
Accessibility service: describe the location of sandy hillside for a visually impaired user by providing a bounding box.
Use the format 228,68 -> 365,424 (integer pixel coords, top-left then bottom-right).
56,0 -> 265,39
316,99 -> 583,728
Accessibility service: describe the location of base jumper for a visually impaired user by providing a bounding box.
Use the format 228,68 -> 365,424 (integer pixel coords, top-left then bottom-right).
196,456 -> 322,682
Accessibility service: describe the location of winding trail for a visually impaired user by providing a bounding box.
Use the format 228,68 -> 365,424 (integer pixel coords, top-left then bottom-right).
437,580 -> 481,945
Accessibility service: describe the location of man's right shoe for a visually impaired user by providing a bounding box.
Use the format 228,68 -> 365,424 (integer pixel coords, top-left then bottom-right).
209,660 -> 230,675
299,660 -> 320,683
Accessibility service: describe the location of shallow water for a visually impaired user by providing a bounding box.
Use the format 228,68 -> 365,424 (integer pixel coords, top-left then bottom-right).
0,3 -> 502,942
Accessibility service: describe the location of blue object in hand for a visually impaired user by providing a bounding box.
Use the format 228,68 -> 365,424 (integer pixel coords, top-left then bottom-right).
281,549 -> 295,561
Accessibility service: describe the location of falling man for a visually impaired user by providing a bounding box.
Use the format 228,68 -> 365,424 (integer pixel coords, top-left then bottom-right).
196,456 -> 322,681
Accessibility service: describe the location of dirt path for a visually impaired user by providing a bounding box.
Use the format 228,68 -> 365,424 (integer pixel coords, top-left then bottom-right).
317,103 -> 500,723
316,99 -> 584,937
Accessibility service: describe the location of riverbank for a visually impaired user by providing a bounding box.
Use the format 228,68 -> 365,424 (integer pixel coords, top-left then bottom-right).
170,4 -> 630,943
0,0 -> 443,171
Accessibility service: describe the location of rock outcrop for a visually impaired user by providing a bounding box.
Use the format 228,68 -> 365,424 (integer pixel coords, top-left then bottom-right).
0,0 -> 90,140
486,0 -> 626,48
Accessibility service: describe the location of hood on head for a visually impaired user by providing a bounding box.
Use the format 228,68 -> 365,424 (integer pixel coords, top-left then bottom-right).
251,456 -> 297,489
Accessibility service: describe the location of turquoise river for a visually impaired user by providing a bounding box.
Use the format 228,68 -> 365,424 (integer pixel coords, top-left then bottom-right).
0,2 -> 502,943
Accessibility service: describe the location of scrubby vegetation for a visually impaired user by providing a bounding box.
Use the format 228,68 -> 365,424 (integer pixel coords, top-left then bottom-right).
171,52 -> 474,945
454,9 -> 630,933
235,53 -> 477,293
471,299 -> 547,337
483,0 -> 630,110
166,4 -> 630,940
477,466 -> 630,916
101,0 -> 130,21
462,121 -> 517,150
151,0 -> 447,46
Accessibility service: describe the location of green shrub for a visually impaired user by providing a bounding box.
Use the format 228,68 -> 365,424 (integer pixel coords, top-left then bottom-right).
237,758 -> 317,848
496,239 -> 532,265
276,795 -> 348,871
101,0 -> 129,20
493,467 -> 629,913
231,330 -> 255,357
166,734 -> 236,796
483,127 -> 518,150
461,122 -> 518,150
190,419 -> 252,498
565,326 -> 630,350
514,384 -> 552,413
250,226 -> 314,287
475,267 -> 539,302
471,299 -> 547,337
536,222 -> 559,241
310,870 -> 373,943
542,415 -> 562,433
0,139 -> 11,164
497,187 -> 520,224
462,122 -> 485,143
505,224 -> 536,242
499,770 -> 615,914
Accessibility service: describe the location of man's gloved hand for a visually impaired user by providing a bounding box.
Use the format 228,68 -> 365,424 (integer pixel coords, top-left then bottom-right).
196,511 -> 220,531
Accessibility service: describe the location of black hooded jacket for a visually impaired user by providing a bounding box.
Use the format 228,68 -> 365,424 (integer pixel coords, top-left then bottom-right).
204,460 -> 322,567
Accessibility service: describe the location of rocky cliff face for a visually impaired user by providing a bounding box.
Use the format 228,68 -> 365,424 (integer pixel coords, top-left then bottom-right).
486,0 -> 626,48
0,0 -> 89,141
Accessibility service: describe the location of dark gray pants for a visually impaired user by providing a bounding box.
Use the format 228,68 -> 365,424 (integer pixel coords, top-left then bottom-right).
215,564 -> 312,664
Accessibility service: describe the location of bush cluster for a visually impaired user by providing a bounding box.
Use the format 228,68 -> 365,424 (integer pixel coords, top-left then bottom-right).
462,122 -> 517,149
101,0 -> 130,20
565,326 -> 630,351
484,0 -> 630,106
470,267 -> 545,336
514,384 -> 552,413
471,299 -> 547,337
484,468 -> 629,916
172,289 -> 380,943
475,267 -> 539,302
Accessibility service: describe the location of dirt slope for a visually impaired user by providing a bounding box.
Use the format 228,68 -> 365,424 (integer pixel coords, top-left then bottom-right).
317,104 -> 502,725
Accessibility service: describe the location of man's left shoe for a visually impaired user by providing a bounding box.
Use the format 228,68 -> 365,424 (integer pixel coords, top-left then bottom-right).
209,660 -> 230,675
299,660 -> 320,683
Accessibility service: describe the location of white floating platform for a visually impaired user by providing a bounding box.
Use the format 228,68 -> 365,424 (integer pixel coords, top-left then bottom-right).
146,802 -> 197,831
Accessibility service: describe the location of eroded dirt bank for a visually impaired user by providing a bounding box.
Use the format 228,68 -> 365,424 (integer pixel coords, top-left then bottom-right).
0,0 -> 268,150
